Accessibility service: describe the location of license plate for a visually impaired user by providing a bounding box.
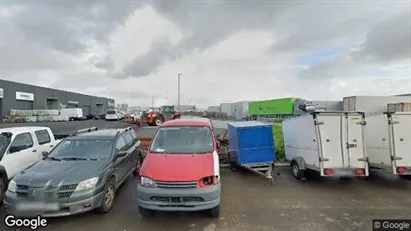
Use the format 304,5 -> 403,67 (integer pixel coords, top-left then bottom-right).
334,169 -> 353,176
16,202 -> 60,211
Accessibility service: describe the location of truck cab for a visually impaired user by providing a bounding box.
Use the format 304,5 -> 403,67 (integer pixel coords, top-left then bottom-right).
0,127 -> 64,202
142,106 -> 181,126
137,118 -> 221,218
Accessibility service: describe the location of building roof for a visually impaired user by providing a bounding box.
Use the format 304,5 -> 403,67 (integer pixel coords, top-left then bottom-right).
161,118 -> 212,127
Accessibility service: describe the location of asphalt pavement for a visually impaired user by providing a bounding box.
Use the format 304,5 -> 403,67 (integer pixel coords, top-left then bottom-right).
0,119 -> 410,230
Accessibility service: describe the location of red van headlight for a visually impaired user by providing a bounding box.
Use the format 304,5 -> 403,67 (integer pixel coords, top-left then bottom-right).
199,176 -> 219,188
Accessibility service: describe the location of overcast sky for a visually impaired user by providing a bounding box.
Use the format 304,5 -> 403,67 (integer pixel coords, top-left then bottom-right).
1,0 -> 410,108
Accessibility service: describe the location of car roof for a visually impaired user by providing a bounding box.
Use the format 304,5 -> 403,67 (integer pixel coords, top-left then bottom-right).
69,128 -> 133,139
0,126 -> 50,134
161,117 -> 212,127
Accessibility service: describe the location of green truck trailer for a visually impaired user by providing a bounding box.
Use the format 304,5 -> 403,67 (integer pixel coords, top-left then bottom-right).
249,97 -> 298,118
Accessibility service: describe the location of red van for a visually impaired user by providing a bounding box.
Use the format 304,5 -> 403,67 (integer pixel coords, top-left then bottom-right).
137,118 -> 221,218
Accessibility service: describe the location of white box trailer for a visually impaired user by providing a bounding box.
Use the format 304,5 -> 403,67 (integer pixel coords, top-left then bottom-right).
365,112 -> 411,177
282,111 -> 369,179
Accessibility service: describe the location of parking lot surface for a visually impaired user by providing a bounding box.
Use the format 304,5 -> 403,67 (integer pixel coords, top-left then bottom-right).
1,119 -> 410,230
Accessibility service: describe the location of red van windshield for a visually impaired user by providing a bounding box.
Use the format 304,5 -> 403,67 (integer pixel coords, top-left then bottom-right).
149,126 -> 213,154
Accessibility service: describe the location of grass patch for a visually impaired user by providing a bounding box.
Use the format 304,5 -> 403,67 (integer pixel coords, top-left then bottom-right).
273,123 -> 286,162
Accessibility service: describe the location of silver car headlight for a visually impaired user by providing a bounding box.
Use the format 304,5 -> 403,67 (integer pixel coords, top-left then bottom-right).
140,177 -> 156,188
74,177 -> 99,192
7,179 -> 17,193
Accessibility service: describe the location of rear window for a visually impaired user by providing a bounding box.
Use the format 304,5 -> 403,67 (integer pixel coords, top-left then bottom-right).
106,110 -> 116,115
35,130 -> 51,145
149,126 -> 214,154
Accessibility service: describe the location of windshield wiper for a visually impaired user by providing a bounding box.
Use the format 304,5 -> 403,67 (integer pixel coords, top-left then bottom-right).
61,157 -> 88,161
47,157 -> 62,161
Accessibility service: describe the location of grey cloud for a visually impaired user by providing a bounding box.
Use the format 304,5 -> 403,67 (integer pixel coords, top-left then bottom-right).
115,0 -> 297,78
297,51 -> 363,80
268,2 -> 406,54
5,0 -> 140,54
352,10 -> 411,63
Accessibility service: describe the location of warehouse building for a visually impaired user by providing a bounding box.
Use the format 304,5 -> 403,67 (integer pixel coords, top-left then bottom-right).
0,79 -> 115,118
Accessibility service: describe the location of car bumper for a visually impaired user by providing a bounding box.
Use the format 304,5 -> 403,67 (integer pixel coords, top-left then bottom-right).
137,183 -> 221,212
4,189 -> 104,218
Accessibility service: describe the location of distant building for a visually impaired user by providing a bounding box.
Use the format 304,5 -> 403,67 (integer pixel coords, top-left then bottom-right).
0,79 -> 114,117
174,105 -> 197,112
206,106 -> 220,112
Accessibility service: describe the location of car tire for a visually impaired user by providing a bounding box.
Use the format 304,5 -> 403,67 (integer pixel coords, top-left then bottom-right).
138,206 -> 154,217
154,117 -> 163,126
399,175 -> 411,180
0,176 -> 6,205
208,204 -> 220,218
291,161 -> 305,180
133,154 -> 143,177
96,178 -> 116,213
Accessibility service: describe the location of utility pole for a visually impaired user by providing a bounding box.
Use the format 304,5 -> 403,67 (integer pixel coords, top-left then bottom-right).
178,73 -> 182,106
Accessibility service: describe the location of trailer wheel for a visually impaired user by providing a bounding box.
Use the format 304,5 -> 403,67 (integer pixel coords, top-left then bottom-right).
291,161 -> 304,180
0,176 -> 6,205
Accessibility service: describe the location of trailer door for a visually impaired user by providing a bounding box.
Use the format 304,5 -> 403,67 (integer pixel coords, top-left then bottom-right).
390,114 -> 411,171
317,115 -> 344,170
345,114 -> 368,171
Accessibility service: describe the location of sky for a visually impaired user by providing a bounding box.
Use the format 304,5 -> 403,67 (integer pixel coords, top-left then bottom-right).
1,0 -> 410,108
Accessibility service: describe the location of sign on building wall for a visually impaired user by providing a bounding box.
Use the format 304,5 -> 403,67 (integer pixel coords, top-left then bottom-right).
68,100 -> 79,105
16,91 -> 34,101
0,88 -> 3,99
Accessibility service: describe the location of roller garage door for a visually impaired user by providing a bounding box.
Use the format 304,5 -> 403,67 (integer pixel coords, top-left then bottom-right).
96,104 -> 104,115
82,105 -> 91,116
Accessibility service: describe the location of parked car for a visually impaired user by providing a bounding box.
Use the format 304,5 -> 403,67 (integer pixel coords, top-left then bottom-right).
105,109 -> 121,121
4,127 -> 143,217
0,127 -> 65,203
137,118 -> 221,218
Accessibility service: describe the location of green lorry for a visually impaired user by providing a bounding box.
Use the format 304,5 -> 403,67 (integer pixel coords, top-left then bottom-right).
249,97 -> 298,118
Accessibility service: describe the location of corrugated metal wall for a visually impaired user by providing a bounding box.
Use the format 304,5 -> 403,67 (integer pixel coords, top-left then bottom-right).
231,101 -> 249,119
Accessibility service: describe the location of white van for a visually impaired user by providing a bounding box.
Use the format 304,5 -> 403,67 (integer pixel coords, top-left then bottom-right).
105,109 -> 120,121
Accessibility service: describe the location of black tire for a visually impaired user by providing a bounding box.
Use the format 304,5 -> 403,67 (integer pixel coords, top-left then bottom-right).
0,177 -> 6,205
208,204 -> 220,218
291,161 -> 305,180
133,154 -> 143,176
154,117 -> 163,126
96,178 -> 116,213
138,206 -> 154,217
399,175 -> 411,180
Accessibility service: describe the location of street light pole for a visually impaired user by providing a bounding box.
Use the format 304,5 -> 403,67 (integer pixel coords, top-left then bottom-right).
178,73 -> 182,106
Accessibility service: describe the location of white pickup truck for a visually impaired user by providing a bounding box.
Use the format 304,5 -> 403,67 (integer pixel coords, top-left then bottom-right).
0,127 -> 65,201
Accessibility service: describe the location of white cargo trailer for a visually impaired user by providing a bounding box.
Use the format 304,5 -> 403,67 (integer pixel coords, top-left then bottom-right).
282,111 -> 369,180
365,112 -> 411,177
